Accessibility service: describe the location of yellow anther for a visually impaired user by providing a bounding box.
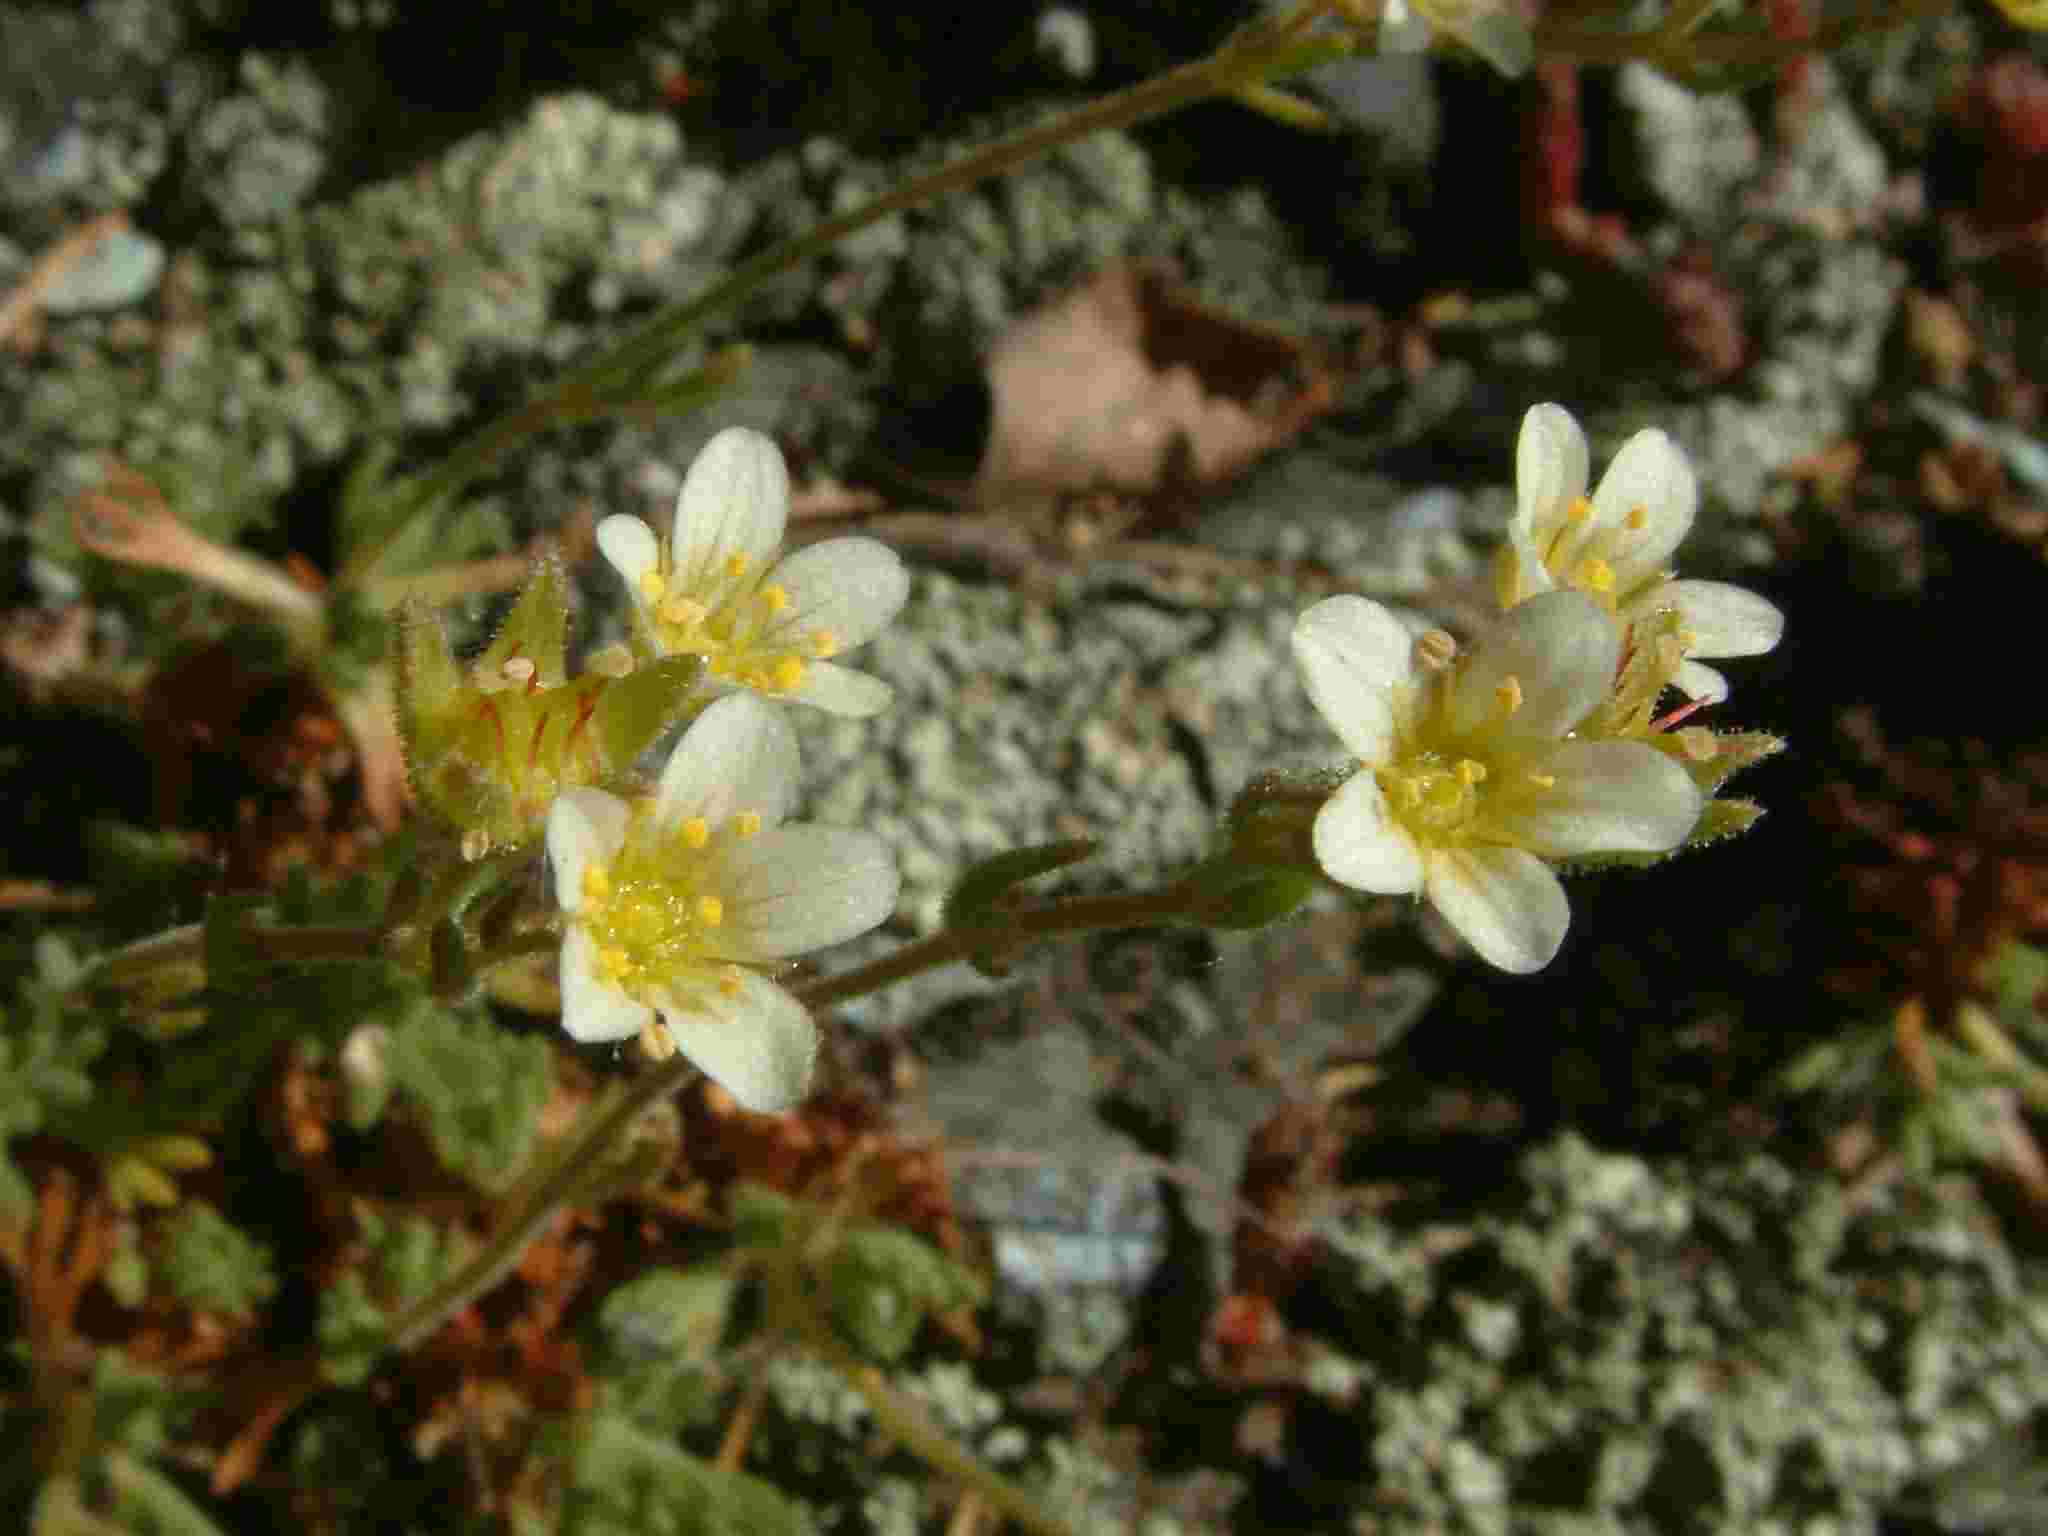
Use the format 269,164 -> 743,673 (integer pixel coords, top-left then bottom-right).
771,655 -> 806,692
600,946 -> 633,981
1565,496 -> 1593,524
1496,675 -> 1524,715
696,895 -> 725,928
1575,558 -> 1616,594
717,967 -> 744,999
811,629 -> 839,659
660,595 -> 707,629
758,583 -> 790,615
638,1019 -> 677,1062
1676,627 -> 1699,652
1624,505 -> 1649,532
681,817 -> 711,850
639,570 -> 668,602
500,655 -> 537,683
723,552 -> 751,579
708,655 -> 733,676
1527,772 -> 1557,789
1415,629 -> 1458,670
734,811 -> 763,839
581,865 -> 612,902
1456,758 -> 1487,787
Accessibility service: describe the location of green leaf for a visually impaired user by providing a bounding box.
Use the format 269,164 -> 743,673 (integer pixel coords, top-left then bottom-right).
594,1265 -> 736,1371
317,1273 -> 392,1387
826,1224 -> 987,1364
387,1005 -> 551,1193
563,1412 -> 809,1536
728,1184 -> 798,1252
590,1264 -> 736,1429
160,1202 -> 277,1316
0,942 -> 109,1224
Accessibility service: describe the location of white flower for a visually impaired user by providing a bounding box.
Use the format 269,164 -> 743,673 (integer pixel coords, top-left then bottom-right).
1292,590 -> 1704,973
1379,0 -> 1533,78
597,428 -> 909,718
545,693 -> 899,1111
1498,404 -> 1784,703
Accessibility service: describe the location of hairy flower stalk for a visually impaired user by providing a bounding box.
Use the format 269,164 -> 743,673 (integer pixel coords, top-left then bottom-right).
546,694 -> 898,1112
598,428 -> 909,718
1293,590 -> 1705,972
1497,404 -> 1783,703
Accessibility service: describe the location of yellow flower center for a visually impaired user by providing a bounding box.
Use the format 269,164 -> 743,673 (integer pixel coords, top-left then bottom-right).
1543,498 -> 1667,610
1372,670 -> 1555,847
574,802 -> 762,1006
638,553 -> 838,697
1377,753 -> 1491,837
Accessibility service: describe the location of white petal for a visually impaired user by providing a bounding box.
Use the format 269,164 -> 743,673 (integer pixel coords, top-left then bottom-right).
781,660 -> 895,718
659,970 -> 816,1113
654,693 -> 800,832
1424,845 -> 1569,974
1312,771 -> 1425,894
596,514 -> 661,601
671,427 -> 790,587
1487,741 -> 1702,857
1447,591 -> 1617,746
1588,429 -> 1696,579
768,537 -> 909,654
546,788 -> 631,912
1664,580 -> 1783,659
559,926 -> 654,1042
1516,404 -> 1589,539
710,826 -> 899,960
1673,659 -> 1728,702
1292,596 -> 1413,763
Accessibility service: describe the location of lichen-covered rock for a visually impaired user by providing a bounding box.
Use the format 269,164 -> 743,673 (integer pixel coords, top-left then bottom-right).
1286,1134 -> 2048,1534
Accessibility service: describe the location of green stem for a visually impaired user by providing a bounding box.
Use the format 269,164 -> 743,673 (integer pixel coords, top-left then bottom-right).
794,880 -> 1198,1010
383,873 -> 1202,1356
94,921 -> 384,989
387,1067 -> 692,1350
339,0 -> 1344,586
771,1266 -> 1078,1536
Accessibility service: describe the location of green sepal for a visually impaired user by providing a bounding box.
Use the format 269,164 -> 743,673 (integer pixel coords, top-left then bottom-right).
592,654 -> 707,768
946,839 -> 1100,926
477,555 -> 571,688
394,601 -> 464,757
1684,796 -> 1764,847
945,839 -> 1098,978
1180,857 -> 1317,931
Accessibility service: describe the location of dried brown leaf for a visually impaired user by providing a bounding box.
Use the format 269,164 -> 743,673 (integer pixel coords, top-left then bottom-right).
976,264 -> 1334,506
